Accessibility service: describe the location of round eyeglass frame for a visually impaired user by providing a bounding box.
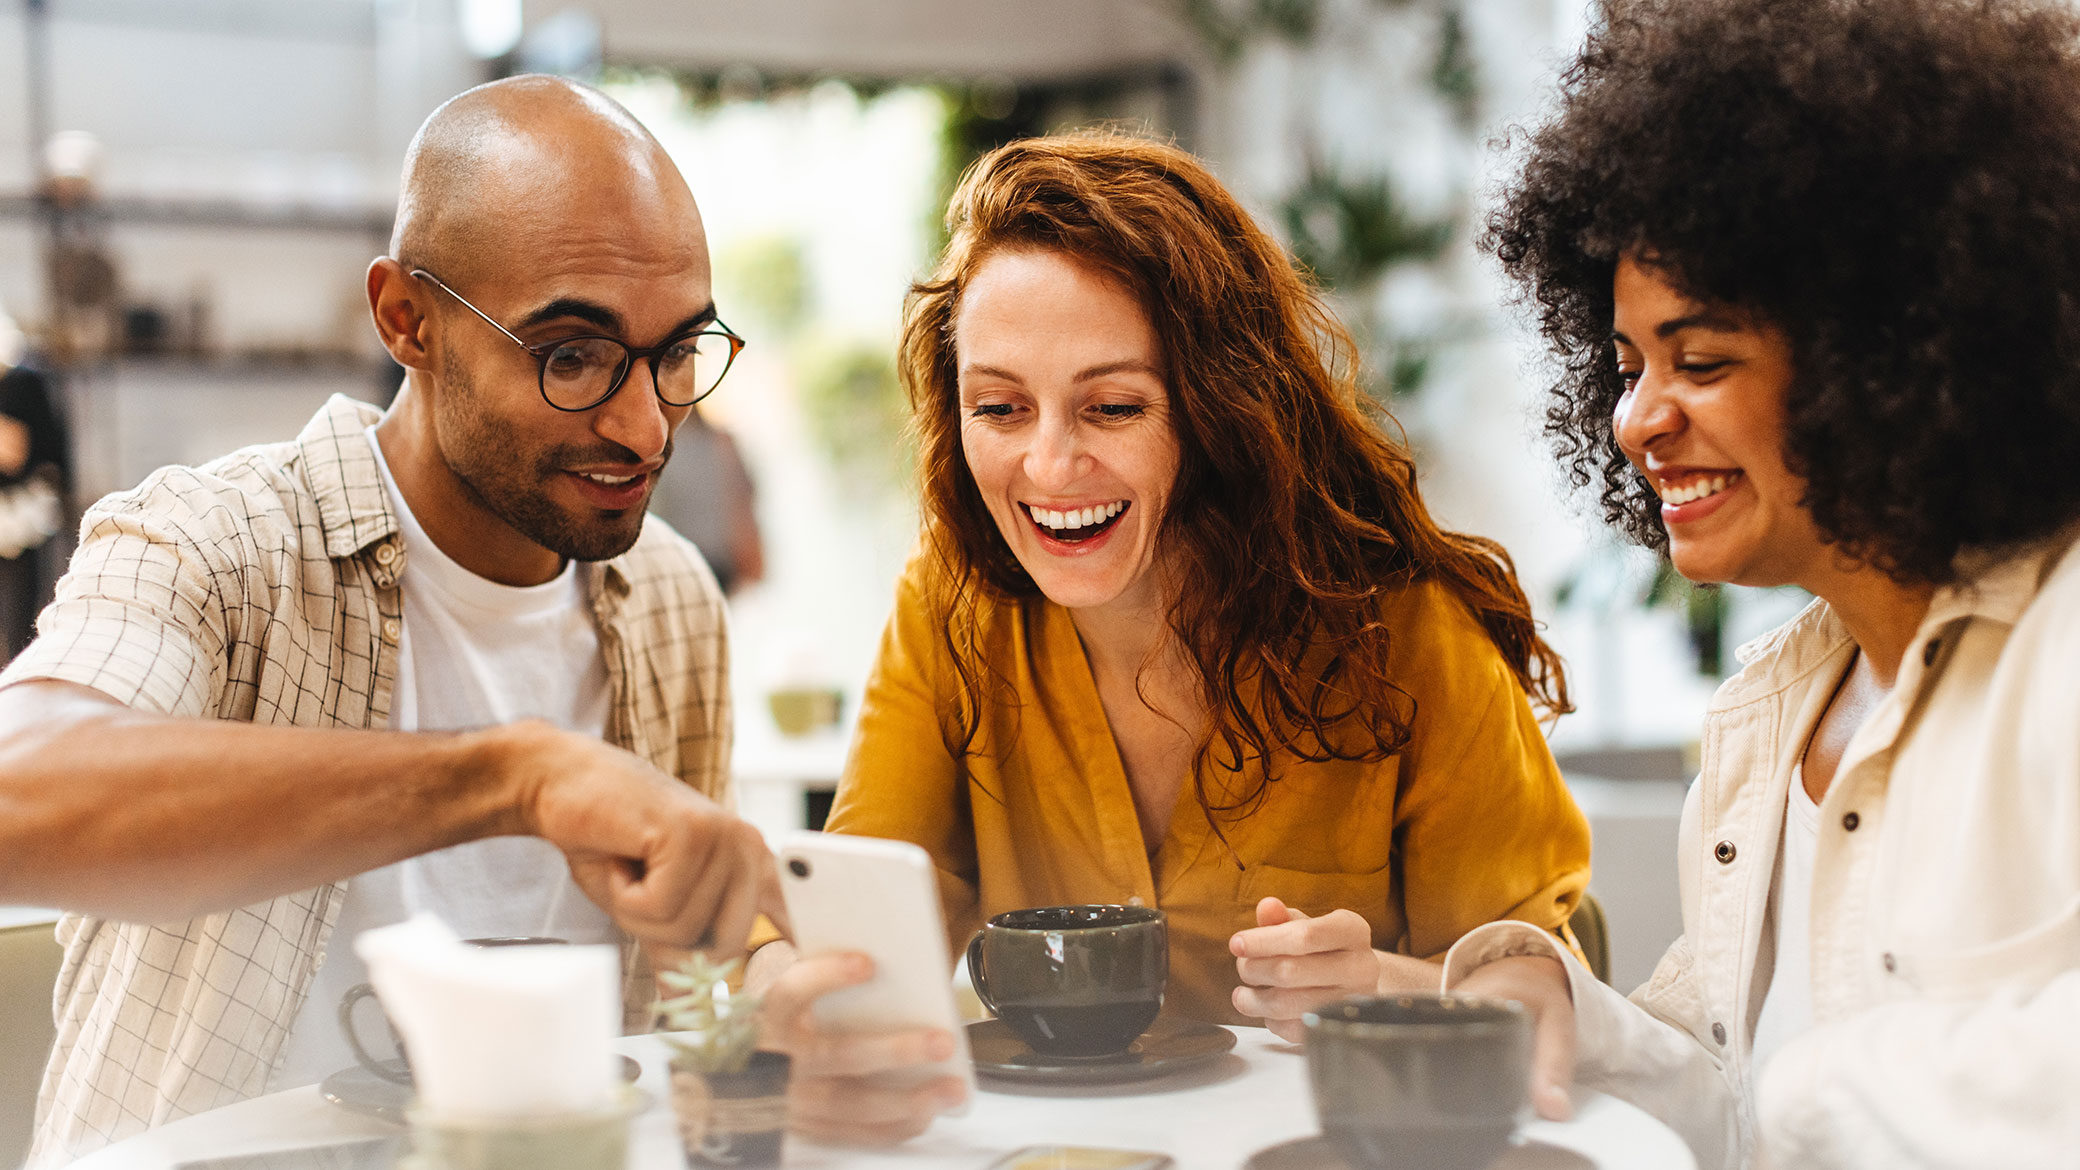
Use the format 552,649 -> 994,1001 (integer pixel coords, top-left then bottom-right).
408,267 -> 746,412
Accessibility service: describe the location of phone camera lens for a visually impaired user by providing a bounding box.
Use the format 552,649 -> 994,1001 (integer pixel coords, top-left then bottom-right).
787,858 -> 811,879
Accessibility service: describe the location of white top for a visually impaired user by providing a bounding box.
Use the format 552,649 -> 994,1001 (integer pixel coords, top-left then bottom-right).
272,429 -> 616,1090
1750,762 -> 1819,1078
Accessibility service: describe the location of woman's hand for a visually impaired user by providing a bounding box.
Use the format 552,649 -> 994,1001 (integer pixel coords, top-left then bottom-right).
1229,896 -> 1441,1042
1451,953 -> 1577,1121
754,947 -> 969,1146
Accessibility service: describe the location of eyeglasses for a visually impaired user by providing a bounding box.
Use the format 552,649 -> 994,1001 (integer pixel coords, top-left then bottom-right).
409,268 -> 745,412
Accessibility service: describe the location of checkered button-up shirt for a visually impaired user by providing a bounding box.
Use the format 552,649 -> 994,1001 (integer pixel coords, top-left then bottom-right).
3,395 -> 731,1166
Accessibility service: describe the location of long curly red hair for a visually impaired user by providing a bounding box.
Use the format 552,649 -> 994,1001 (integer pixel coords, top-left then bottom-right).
902,132 -> 1568,816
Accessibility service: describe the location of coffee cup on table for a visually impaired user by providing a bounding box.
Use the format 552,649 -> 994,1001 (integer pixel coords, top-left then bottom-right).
964,904 -> 1167,1058
1303,995 -> 1532,1170
342,936 -> 570,1083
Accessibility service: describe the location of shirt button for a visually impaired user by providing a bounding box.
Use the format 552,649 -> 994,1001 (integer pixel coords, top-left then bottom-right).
1922,638 -> 1941,667
1711,1022 -> 1727,1045
1714,841 -> 1737,864
1883,953 -> 1898,974
1842,812 -> 1861,831
375,542 -> 398,565
381,618 -> 401,643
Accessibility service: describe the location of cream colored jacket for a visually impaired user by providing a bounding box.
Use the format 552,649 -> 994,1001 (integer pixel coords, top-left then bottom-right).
1444,527 -> 2080,1169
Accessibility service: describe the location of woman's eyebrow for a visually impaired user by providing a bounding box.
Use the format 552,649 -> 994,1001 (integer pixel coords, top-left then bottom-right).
1610,314 -> 1747,346
1073,359 -> 1164,383
1656,313 -> 1745,338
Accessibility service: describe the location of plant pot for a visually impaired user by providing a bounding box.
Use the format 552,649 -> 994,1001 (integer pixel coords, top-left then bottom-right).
669,1049 -> 791,1168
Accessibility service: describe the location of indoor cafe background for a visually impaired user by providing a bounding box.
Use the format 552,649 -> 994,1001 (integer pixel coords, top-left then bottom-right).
0,2 -> 1807,1163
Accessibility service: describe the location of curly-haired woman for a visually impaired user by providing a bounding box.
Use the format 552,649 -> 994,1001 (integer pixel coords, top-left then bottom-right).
1447,0 -> 2080,1166
749,133 -> 1592,1144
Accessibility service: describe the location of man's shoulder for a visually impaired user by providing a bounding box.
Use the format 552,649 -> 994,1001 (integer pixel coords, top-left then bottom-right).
84,395 -> 384,550
88,437 -> 317,540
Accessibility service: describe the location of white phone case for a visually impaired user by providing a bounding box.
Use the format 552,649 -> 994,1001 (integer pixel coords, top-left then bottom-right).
774,831 -> 975,1104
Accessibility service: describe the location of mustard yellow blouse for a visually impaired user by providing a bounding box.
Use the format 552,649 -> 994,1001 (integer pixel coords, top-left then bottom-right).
826,553 -> 1590,1025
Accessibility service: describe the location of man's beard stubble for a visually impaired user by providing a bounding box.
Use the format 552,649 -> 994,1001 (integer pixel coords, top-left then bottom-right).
435,346 -> 670,563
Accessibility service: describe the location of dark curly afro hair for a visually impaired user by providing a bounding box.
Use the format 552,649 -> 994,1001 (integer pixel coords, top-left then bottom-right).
1488,0 -> 2080,584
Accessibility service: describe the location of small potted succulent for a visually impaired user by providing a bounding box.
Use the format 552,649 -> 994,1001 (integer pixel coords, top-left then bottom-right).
655,955 -> 791,1168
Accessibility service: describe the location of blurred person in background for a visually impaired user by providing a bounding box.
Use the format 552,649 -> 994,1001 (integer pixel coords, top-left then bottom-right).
1446,1 -> 2080,1166
648,402 -> 764,595
0,76 -> 777,1165
749,132 -> 1591,1145
0,309 -> 68,659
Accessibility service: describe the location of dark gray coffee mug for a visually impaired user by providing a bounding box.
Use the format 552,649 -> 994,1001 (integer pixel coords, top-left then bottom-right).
1304,995 -> 1531,1170
341,936 -> 570,1084
964,904 -> 1167,1058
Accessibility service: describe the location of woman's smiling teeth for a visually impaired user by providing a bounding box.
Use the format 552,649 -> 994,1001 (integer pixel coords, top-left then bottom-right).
1658,471 -> 1741,505
1025,500 -> 1127,538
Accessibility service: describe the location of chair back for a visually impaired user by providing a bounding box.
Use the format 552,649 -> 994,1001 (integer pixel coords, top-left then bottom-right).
1566,892 -> 1613,984
0,920 -> 61,1170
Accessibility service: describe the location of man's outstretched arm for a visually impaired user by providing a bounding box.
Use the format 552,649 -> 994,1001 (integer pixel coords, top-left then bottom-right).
0,679 -> 778,953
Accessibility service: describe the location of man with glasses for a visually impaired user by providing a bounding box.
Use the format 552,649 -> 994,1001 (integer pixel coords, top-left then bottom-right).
0,76 -> 775,1165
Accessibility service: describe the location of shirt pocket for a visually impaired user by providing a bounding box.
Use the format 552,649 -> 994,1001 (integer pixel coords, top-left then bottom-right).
1892,886 -> 2080,999
1240,862 -> 1397,931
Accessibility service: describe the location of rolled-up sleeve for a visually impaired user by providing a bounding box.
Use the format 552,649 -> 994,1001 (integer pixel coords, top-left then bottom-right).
1,478 -> 234,717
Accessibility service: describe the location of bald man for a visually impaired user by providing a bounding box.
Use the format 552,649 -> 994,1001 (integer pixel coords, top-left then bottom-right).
0,77 -> 776,1165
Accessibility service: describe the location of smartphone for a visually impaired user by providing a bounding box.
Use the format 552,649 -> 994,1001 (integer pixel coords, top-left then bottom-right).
985,1146 -> 1176,1170
775,831 -> 975,1104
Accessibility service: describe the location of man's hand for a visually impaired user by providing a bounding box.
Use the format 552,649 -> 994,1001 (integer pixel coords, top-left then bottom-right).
500,721 -> 782,956
756,948 -> 967,1146
1231,896 -> 1443,1042
1452,953 -> 1577,1121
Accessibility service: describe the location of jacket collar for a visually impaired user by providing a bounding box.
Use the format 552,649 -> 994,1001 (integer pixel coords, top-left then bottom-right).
293,392 -> 634,600
1710,522 -> 2080,712
1927,522 -> 2080,628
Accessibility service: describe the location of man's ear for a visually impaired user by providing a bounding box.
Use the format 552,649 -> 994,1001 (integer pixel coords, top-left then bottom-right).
367,258 -> 436,373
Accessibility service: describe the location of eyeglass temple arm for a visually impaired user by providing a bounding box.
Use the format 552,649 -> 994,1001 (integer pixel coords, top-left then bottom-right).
407,268 -> 532,350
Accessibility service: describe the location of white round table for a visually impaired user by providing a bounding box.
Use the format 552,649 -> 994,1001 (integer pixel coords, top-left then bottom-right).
64,1029 -> 1696,1170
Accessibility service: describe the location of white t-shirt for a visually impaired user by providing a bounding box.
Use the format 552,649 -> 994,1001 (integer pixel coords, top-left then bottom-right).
272,428 -> 617,1089
1750,761 -> 1820,1078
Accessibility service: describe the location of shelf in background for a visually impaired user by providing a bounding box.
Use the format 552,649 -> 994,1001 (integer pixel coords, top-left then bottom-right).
0,193 -> 392,235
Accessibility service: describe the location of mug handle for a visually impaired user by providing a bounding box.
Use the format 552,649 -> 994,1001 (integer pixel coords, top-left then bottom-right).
964,930 -> 998,1018
338,983 -> 413,1085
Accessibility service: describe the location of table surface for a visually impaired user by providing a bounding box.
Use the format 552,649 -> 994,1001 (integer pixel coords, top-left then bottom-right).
66,1029 -> 1696,1170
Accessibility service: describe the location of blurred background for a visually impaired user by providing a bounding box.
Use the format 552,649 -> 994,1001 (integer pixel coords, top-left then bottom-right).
0,4 -> 1815,1159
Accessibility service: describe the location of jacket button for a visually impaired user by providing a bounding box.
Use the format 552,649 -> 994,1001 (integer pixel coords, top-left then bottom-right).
1842,812 -> 1861,831
375,542 -> 398,565
1714,841 -> 1737,864
381,618 -> 402,643
1711,1022 -> 1727,1045
1922,638 -> 1940,666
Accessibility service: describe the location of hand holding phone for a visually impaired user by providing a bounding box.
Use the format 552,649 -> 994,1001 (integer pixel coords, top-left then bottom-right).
759,832 -> 974,1146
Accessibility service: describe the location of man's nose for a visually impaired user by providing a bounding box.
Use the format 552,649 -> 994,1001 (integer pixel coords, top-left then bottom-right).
592,359 -> 681,461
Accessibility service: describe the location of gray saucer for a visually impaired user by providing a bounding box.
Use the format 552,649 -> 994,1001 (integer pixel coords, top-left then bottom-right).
968,1017 -> 1235,1084
1244,1135 -> 1595,1170
320,1057 -> 644,1123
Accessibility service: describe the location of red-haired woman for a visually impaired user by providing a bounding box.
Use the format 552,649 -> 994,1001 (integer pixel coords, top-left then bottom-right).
753,133 -> 1589,1145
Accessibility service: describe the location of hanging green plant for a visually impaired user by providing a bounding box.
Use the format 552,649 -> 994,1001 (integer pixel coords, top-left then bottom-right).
1180,0 -> 1325,62
1431,4 -> 1479,129
1279,164 -> 1454,291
